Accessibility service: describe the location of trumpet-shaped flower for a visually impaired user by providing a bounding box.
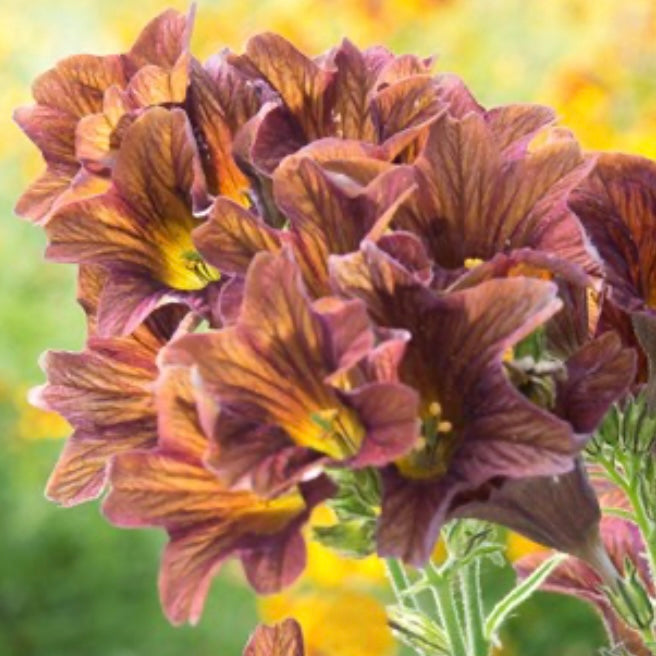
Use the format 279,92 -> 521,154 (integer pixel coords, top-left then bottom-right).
164,249 -> 419,487
44,107 -> 218,336
230,34 -> 442,175
392,106 -> 598,289
14,8 -> 195,222
103,365 -> 333,625
31,301 -> 185,506
330,242 -> 634,564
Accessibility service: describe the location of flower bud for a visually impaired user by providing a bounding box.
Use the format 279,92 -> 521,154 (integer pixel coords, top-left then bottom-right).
605,559 -> 654,632
387,605 -> 449,655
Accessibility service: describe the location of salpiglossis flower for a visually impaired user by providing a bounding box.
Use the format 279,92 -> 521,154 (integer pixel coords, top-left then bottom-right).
14,8 -> 195,222
391,98 -> 599,291
44,107 -> 218,336
569,152 -> 656,393
164,248 -> 420,486
330,241 -> 634,564
515,486 -> 655,656
229,34 -> 441,176
103,364 -> 334,625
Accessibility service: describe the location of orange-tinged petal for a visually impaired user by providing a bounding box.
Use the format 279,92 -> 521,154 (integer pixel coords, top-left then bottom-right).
273,156 -> 415,295
186,60 -> 252,201
44,426 -> 155,507
240,33 -> 334,139
126,52 -> 191,107
33,294 -> 185,506
46,108 -> 217,324
371,74 -> 444,142
244,619 -> 305,656
326,39 -> 380,142
31,54 -> 126,119
194,198 -> 281,275
14,168 -> 73,223
104,446 -> 310,624
398,112 -> 594,274
125,7 -> 195,73
570,152 -> 656,312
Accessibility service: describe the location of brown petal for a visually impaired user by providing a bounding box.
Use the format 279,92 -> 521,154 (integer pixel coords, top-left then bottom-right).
243,619 -> 305,656
193,198 -> 281,275
239,33 -> 335,139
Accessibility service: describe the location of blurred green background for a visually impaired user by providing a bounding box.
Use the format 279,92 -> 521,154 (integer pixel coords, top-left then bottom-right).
3,1 -> 656,654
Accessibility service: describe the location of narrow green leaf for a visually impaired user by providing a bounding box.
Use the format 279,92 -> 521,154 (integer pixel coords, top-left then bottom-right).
484,553 -> 567,642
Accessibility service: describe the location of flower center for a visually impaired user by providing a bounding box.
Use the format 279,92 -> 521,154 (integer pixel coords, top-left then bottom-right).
395,400 -> 457,480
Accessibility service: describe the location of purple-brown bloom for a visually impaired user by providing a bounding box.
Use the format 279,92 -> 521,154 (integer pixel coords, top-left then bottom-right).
44,107 -> 217,336
194,152 -> 416,299
163,249 -> 420,486
31,297 -> 185,506
569,152 -> 656,391
330,242 -> 633,565
516,487 -> 654,655
391,107 -> 599,289
244,619 -> 305,656
230,34 -> 442,175
103,365 -> 332,625
14,8 -> 195,222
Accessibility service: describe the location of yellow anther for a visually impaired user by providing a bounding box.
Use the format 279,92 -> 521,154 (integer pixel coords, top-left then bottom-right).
464,257 -> 484,270
428,401 -> 442,416
437,420 -> 452,433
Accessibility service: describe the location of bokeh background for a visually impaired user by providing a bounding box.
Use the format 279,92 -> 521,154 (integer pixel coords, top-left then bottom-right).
3,1 -> 656,654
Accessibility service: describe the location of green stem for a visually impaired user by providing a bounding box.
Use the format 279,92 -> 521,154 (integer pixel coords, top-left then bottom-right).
593,452 -> 656,642
597,453 -> 656,587
625,479 -> 656,600
385,558 -> 420,612
428,563 -> 469,656
459,559 -> 489,656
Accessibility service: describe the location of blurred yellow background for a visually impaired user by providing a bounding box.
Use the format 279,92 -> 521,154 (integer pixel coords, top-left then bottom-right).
3,1 -> 656,654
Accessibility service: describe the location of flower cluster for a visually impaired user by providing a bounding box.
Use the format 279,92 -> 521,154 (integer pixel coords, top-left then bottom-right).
17,7 -> 654,643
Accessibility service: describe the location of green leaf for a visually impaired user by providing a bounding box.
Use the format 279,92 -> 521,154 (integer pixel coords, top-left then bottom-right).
484,552 -> 567,642
312,518 -> 377,558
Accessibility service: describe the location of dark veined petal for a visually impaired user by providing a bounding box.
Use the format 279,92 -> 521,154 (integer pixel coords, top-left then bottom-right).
103,366 -> 331,625
186,58 -> 254,201
45,107 -> 216,335
204,406 -> 321,497
274,156 -> 416,295
234,32 -> 335,140
569,152 -> 656,314
452,460 -> 601,557
324,39 -> 383,142
569,153 -> 656,394
124,6 -> 195,73
331,242 -> 582,564
243,619 -> 305,656
164,250 -> 418,466
555,331 -> 636,436
33,304 -> 182,506
393,111 -> 595,276
104,446 -> 311,623
193,198 -> 281,275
